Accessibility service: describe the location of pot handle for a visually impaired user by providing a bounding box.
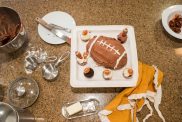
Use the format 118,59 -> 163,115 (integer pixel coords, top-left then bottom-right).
54,51 -> 70,68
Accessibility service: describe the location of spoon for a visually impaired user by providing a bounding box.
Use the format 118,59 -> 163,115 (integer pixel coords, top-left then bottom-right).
42,51 -> 70,81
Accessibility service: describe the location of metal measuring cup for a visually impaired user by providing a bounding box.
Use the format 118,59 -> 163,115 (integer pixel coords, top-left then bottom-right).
25,55 -> 57,74
42,51 -> 70,81
25,56 -> 38,72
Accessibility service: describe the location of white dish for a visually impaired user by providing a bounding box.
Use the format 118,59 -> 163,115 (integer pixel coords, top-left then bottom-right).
38,11 -> 76,44
70,25 -> 138,88
162,5 -> 182,39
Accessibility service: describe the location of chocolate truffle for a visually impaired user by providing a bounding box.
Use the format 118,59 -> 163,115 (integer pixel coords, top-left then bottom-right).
84,67 -> 94,78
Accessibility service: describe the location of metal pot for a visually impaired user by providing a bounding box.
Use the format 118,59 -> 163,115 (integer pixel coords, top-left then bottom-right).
0,7 -> 26,53
0,102 -> 35,122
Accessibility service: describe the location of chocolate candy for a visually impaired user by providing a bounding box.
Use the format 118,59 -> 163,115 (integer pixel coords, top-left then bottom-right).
168,14 -> 182,33
117,28 -> 128,43
84,67 -> 94,78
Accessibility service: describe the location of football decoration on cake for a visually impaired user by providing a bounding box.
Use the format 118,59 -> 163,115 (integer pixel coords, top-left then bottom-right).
86,35 -> 127,69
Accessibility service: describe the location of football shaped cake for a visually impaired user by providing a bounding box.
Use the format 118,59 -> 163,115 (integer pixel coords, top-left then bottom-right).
86,36 -> 127,69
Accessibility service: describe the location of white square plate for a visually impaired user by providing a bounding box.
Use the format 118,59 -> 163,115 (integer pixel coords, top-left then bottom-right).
70,25 -> 138,88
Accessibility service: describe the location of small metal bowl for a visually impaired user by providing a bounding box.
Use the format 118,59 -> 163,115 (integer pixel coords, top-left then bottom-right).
42,51 -> 70,81
42,63 -> 59,81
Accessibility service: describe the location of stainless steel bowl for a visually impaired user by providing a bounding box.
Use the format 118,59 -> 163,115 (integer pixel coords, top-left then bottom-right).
0,102 -> 18,122
0,7 -> 26,53
0,102 -> 36,122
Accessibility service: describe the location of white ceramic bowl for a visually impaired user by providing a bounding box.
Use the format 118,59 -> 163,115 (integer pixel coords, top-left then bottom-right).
162,5 -> 182,39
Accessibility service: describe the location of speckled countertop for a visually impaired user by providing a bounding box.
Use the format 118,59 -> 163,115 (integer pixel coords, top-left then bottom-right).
0,0 -> 182,122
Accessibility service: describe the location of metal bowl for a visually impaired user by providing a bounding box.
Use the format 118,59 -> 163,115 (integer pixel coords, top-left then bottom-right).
7,77 -> 39,109
0,7 -> 27,53
0,102 -> 18,122
0,102 -> 36,122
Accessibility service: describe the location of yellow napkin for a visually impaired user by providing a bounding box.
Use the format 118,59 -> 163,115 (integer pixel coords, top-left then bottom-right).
99,62 -> 165,122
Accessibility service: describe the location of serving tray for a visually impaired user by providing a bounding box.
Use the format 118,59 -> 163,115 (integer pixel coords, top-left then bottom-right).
70,25 -> 138,88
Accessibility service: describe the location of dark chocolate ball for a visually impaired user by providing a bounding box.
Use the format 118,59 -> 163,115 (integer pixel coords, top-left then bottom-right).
84,67 -> 94,78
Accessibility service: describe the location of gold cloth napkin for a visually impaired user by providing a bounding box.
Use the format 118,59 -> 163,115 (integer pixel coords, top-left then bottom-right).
99,62 -> 165,122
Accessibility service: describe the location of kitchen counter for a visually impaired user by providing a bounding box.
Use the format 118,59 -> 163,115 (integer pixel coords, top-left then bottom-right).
0,0 -> 182,122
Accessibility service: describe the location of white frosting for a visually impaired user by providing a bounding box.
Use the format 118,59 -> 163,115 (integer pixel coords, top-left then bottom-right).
76,58 -> 86,65
103,71 -> 112,80
114,51 -> 126,69
97,40 -> 120,56
76,54 -> 88,65
81,33 -> 91,41
88,36 -> 100,54
83,58 -> 88,63
104,75 -> 111,79
123,68 -> 130,77
77,58 -> 84,64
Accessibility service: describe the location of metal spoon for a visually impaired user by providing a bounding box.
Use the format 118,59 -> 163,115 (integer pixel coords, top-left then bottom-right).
42,51 -> 70,81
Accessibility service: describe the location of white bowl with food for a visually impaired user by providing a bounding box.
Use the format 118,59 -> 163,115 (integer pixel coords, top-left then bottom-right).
162,5 -> 182,39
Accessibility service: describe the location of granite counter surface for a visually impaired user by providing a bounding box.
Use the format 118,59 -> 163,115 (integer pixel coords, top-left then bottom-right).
0,0 -> 182,122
